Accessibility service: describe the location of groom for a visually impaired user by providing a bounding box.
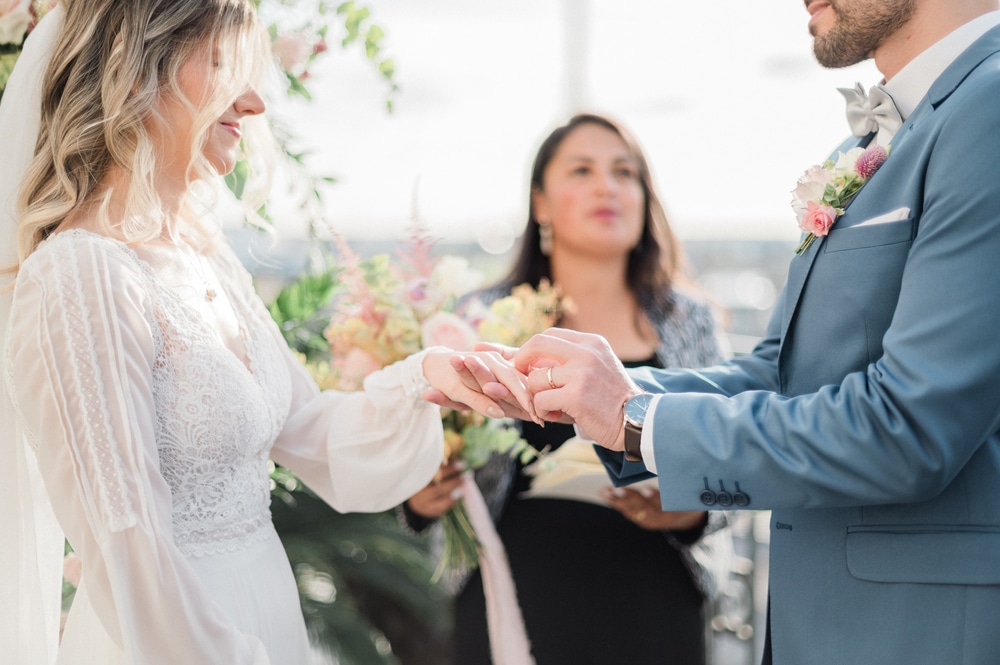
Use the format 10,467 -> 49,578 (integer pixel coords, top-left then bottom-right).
491,0 -> 1000,663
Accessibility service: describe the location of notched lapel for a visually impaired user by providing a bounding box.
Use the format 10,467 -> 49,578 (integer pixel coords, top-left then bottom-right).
888,26 -> 1000,153
927,24 -> 1000,109
780,236 -> 823,337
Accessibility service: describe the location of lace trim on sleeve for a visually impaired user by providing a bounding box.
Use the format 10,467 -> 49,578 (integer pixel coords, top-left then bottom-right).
53,240 -> 137,532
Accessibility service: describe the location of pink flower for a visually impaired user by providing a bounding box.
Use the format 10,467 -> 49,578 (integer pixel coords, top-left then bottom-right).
0,0 -> 25,15
855,144 -> 888,180
799,201 -> 838,237
63,552 -> 82,587
405,278 -> 428,304
334,347 -> 382,391
272,32 -> 312,72
421,312 -> 479,351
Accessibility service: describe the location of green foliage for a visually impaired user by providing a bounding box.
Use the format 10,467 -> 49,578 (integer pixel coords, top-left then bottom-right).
267,269 -> 341,361
226,0 -> 398,209
272,487 -> 451,664
266,268 -> 454,662
246,4 -> 451,661
336,0 -> 399,112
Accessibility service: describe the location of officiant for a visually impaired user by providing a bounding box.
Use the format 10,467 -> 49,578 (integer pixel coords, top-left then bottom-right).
402,113 -> 732,665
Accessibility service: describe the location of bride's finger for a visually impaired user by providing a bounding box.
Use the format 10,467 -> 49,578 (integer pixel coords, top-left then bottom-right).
448,355 -> 487,392
423,388 -> 472,412
441,383 -> 506,419
464,354 -> 540,424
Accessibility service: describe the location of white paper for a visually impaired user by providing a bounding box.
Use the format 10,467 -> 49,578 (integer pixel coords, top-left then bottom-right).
521,438 -> 659,506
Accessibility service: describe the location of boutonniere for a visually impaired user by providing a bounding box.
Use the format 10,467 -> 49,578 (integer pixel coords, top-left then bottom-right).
791,143 -> 890,254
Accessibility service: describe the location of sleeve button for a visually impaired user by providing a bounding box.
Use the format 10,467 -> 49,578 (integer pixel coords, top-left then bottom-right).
700,490 -> 717,506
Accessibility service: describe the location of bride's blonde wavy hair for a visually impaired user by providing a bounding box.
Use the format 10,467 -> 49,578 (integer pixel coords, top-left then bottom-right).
11,0 -> 273,269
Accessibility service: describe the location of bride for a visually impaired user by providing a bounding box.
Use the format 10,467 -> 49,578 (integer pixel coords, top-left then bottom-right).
0,2 -> 528,663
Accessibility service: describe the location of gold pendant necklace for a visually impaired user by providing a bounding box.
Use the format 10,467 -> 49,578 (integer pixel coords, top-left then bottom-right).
187,249 -> 218,302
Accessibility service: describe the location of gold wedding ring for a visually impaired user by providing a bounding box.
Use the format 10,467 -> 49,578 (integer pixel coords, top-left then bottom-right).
546,366 -> 557,389
634,510 -> 648,522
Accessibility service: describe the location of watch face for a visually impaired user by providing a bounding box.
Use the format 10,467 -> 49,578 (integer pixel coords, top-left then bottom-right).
624,393 -> 654,427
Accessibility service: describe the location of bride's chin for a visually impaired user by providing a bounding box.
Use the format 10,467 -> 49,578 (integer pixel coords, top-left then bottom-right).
207,155 -> 236,177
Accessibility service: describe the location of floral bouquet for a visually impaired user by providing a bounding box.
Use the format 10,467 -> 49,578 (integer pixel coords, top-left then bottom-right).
317,229 -> 567,579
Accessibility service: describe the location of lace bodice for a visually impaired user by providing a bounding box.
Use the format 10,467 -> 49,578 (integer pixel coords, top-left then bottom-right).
144,237 -> 292,557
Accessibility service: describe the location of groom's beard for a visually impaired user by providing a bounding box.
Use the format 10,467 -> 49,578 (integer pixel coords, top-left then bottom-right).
810,0 -> 917,69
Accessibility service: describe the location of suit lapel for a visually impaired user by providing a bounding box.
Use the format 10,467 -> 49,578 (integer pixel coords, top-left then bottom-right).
927,24 -> 1000,109
890,25 -> 1000,153
780,233 -> 823,335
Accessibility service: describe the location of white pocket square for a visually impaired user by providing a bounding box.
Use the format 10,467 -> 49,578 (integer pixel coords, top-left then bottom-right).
854,207 -> 911,228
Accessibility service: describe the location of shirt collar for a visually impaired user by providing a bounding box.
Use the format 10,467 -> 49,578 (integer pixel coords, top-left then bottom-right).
883,11 -> 1000,120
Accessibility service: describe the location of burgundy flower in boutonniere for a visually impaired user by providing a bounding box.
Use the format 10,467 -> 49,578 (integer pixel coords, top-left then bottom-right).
791,143 -> 890,254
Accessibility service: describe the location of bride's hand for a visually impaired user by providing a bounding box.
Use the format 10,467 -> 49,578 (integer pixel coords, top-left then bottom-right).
421,349 -> 537,422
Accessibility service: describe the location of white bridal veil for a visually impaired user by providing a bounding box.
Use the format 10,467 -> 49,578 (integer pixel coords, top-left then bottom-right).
0,7 -> 66,664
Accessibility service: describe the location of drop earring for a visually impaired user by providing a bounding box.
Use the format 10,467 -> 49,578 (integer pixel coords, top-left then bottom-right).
538,220 -> 553,256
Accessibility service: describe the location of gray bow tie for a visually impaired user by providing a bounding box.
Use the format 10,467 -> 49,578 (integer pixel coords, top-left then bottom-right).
838,82 -> 903,139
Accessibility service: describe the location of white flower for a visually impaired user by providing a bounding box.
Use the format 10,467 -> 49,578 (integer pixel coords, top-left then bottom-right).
428,256 -> 483,301
0,3 -> 31,46
790,164 -> 833,223
833,147 -> 866,175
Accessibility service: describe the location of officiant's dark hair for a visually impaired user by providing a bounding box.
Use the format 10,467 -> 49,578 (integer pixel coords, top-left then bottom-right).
500,113 -> 679,323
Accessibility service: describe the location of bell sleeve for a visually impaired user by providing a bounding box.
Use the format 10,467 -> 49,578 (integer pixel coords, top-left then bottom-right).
214,243 -> 445,514
269,333 -> 446,513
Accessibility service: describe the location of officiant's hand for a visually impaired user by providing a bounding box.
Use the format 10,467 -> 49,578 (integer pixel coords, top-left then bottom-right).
517,328 -> 642,450
407,459 -> 466,519
600,486 -> 707,532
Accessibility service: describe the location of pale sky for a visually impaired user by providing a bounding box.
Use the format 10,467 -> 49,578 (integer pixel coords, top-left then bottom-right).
266,0 -> 880,251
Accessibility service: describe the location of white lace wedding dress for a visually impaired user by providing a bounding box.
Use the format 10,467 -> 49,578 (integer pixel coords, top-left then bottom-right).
4,229 -> 444,664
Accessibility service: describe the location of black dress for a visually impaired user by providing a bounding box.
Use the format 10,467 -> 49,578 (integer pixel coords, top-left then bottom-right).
452,356 -> 707,665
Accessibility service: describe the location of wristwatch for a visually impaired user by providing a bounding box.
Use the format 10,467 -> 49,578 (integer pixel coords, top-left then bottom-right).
623,393 -> 654,463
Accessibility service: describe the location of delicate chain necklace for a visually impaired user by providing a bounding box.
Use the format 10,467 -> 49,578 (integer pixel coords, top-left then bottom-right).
182,245 -> 218,302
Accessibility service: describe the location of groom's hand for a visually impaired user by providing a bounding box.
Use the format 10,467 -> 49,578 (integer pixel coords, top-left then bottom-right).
515,328 -> 642,450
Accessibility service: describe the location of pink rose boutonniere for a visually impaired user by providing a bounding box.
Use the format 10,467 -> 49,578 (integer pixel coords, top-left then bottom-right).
791,143 -> 890,254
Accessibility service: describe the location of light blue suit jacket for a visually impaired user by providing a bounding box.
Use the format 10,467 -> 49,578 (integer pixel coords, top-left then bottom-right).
604,25 -> 1000,665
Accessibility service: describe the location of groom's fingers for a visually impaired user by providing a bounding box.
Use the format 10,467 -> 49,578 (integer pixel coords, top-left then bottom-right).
473,341 -> 517,360
514,329 -> 602,374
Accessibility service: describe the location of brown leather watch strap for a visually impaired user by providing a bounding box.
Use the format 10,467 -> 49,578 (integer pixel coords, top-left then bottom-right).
624,424 -> 643,462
